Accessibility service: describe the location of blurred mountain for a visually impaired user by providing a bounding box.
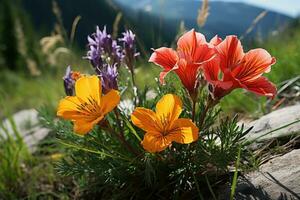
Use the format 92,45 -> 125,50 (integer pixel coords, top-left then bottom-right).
21,0 -> 292,52
115,0 -> 292,40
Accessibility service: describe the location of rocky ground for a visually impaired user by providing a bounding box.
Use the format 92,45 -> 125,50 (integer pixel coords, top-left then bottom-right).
1,103 -> 300,199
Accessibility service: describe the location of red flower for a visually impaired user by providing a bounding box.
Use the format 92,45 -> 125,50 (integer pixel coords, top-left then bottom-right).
149,29 -> 216,96
203,35 -> 277,100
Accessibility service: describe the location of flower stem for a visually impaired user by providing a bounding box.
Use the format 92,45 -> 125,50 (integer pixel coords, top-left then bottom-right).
190,90 -> 199,122
198,96 -> 216,130
192,99 -> 197,122
198,104 -> 210,130
101,119 -> 139,156
114,108 -> 125,139
130,68 -> 138,106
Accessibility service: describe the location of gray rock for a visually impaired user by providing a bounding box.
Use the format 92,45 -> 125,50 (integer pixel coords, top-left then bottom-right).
0,109 -> 50,152
229,149 -> 300,200
242,104 -> 300,142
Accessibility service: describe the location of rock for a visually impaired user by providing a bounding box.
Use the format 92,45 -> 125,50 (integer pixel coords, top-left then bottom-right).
224,149 -> 300,200
0,109 -> 50,152
1,109 -> 39,136
242,104 -> 300,142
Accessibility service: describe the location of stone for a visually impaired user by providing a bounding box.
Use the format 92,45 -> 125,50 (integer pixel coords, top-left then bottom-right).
242,104 -> 300,142
224,149 -> 300,200
0,109 -> 50,152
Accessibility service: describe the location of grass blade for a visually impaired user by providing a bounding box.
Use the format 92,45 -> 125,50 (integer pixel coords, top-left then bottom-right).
230,146 -> 241,200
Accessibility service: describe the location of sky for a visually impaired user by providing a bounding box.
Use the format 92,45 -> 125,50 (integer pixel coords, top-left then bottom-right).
210,0 -> 300,17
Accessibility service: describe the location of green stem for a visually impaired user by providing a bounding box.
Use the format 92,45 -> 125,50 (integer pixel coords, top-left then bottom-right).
104,120 -> 139,157
130,68 -> 138,106
198,102 -> 210,130
190,89 -> 199,122
198,96 -> 218,130
192,99 -> 196,122
58,140 -> 130,161
230,146 -> 241,200
114,108 -> 125,139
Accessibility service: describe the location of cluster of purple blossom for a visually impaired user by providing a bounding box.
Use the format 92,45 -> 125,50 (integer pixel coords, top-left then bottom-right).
63,26 -> 139,95
86,26 -> 139,93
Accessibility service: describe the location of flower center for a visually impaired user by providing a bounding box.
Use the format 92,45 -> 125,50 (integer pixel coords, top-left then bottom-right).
157,115 -> 173,136
76,97 -> 101,116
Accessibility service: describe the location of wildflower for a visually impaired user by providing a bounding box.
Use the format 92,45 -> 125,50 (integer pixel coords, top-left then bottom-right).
119,30 -> 139,72
100,64 -> 118,94
63,66 -> 81,96
86,26 -> 123,72
149,29 -> 215,97
203,35 -> 277,100
57,75 -> 120,135
131,94 -> 199,153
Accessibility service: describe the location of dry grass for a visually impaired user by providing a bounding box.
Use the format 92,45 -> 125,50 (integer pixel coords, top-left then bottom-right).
197,0 -> 209,27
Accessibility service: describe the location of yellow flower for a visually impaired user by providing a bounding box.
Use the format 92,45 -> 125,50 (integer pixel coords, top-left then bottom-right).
57,75 -> 120,135
131,94 -> 199,153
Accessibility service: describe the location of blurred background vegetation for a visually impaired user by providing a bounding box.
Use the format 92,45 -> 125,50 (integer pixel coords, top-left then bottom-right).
0,0 -> 300,198
0,0 -> 300,115
0,0 -> 299,117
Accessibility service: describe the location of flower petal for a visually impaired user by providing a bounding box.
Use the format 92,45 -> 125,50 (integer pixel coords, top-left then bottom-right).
209,35 -> 223,46
156,94 -> 182,123
75,75 -> 101,104
202,57 -> 233,91
100,89 -> 120,115
73,116 -> 103,135
131,108 -> 159,132
149,47 -> 178,84
141,131 -> 171,153
193,44 -> 216,65
203,56 -> 220,83
174,58 -> 199,92
149,47 -> 178,71
177,29 -> 197,56
168,118 -> 199,144
217,35 -> 244,74
195,32 -> 207,44
242,77 -> 277,98
233,48 -> 276,82
57,96 -> 82,119
177,29 -> 207,54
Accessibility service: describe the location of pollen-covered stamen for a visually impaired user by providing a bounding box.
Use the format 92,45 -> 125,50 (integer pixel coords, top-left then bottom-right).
76,96 -> 101,116
156,114 -> 180,136
160,117 -> 170,136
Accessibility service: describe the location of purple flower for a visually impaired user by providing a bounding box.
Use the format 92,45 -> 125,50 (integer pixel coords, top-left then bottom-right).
100,64 -> 118,94
120,30 -> 135,49
119,30 -> 139,72
63,66 -> 75,96
111,40 -> 124,66
86,26 -> 123,73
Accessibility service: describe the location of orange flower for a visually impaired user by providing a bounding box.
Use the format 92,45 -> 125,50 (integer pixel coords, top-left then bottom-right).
149,29 -> 215,96
71,71 -> 82,80
57,75 -> 120,135
131,94 -> 199,153
203,35 -> 276,100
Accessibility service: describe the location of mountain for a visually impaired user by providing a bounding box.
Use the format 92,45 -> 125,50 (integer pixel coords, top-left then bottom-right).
21,0 -> 292,52
115,0 -> 292,41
